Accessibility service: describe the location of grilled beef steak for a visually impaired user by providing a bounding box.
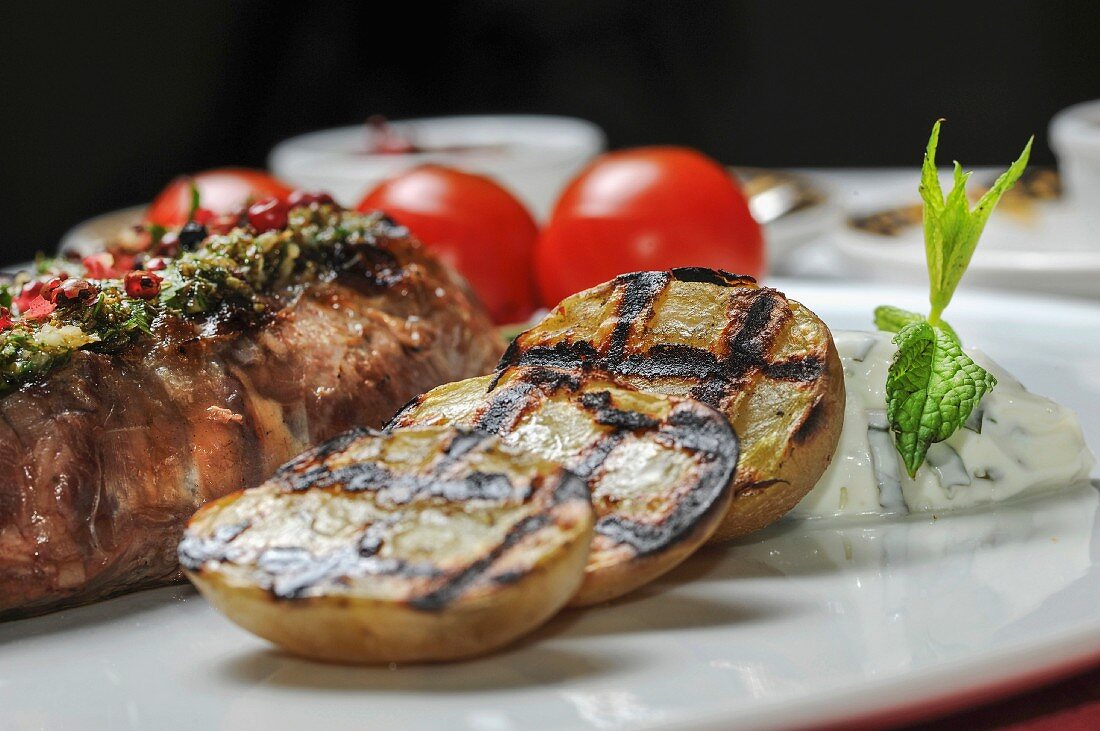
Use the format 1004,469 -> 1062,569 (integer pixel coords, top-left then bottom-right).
0,209 -> 501,618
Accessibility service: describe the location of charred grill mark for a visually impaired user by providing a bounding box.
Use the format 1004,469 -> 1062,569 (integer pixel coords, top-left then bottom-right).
578,391 -> 660,431
261,547 -> 344,599
495,338 -> 522,374
505,342 -> 724,382
616,343 -> 720,379
669,267 -> 755,287
473,367 -> 591,436
455,472 -> 517,501
793,396 -> 827,445
724,289 -> 781,373
592,403 -> 738,555
491,569 -> 525,586
258,545 -> 443,600
512,366 -> 582,392
498,340 -> 600,371
273,430 -> 525,504
307,463 -> 522,504
570,431 -> 627,480
689,378 -> 733,407
443,430 -> 488,460
184,471 -> 586,603
312,462 -> 392,491
606,271 -> 671,361
473,382 -> 539,434
659,403 -> 740,459
549,470 -> 590,505
763,356 -> 825,382
408,513 -> 552,611
182,477 -> 589,605
383,394 -> 426,431
178,521 -> 251,571
274,427 -> 373,484
498,275 -> 816,412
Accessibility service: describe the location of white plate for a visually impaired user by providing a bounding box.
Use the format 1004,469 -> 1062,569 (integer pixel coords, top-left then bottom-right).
58,204 -> 144,258
2,280 -> 1099,731
829,170 -> 1100,299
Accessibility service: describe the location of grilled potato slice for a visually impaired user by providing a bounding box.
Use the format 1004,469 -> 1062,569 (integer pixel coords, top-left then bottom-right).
180,426 -> 594,664
497,268 -> 844,542
389,367 -> 739,606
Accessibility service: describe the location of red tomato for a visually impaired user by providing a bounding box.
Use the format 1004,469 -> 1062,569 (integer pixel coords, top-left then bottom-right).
146,168 -> 293,227
357,165 -> 539,324
535,147 -> 764,306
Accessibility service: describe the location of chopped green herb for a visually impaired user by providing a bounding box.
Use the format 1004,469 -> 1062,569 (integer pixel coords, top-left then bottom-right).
188,179 -> 202,220
0,206 -> 388,393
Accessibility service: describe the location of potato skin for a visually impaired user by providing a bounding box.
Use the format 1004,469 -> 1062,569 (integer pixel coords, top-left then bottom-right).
568,491 -> 729,606
500,269 -> 845,544
180,427 -> 596,664
707,332 -> 844,542
389,370 -> 739,607
184,499 -> 593,664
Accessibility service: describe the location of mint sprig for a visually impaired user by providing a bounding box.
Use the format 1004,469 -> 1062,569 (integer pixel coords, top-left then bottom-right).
876,120 -> 1030,476
885,322 -> 997,476
920,121 -> 1032,324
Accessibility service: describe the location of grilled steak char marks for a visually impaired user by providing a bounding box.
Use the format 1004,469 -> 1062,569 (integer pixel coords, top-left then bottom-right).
180,427 -> 591,610
0,222 -> 502,619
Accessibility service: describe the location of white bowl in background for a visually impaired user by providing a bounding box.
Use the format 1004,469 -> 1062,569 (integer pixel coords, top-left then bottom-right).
1050,99 -> 1100,222
268,115 -> 606,219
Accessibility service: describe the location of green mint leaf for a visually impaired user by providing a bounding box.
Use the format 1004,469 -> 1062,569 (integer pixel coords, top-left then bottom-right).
874,305 -> 960,342
874,305 -> 923,333
885,321 -> 997,477
919,120 -> 1032,323
919,119 -> 946,298
0,283 -> 11,309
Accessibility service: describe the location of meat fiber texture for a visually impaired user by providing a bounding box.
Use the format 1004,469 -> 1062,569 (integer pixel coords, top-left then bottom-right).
0,232 -> 501,618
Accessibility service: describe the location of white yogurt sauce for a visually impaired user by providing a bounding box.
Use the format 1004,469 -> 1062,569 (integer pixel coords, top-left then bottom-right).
792,330 -> 1096,519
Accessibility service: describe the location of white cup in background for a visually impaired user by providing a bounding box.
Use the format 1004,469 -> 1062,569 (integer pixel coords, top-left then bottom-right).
1050,99 -> 1100,235
268,115 -> 606,220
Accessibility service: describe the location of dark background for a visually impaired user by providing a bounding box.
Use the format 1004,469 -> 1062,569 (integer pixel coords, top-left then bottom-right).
1,1 -> 1097,262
